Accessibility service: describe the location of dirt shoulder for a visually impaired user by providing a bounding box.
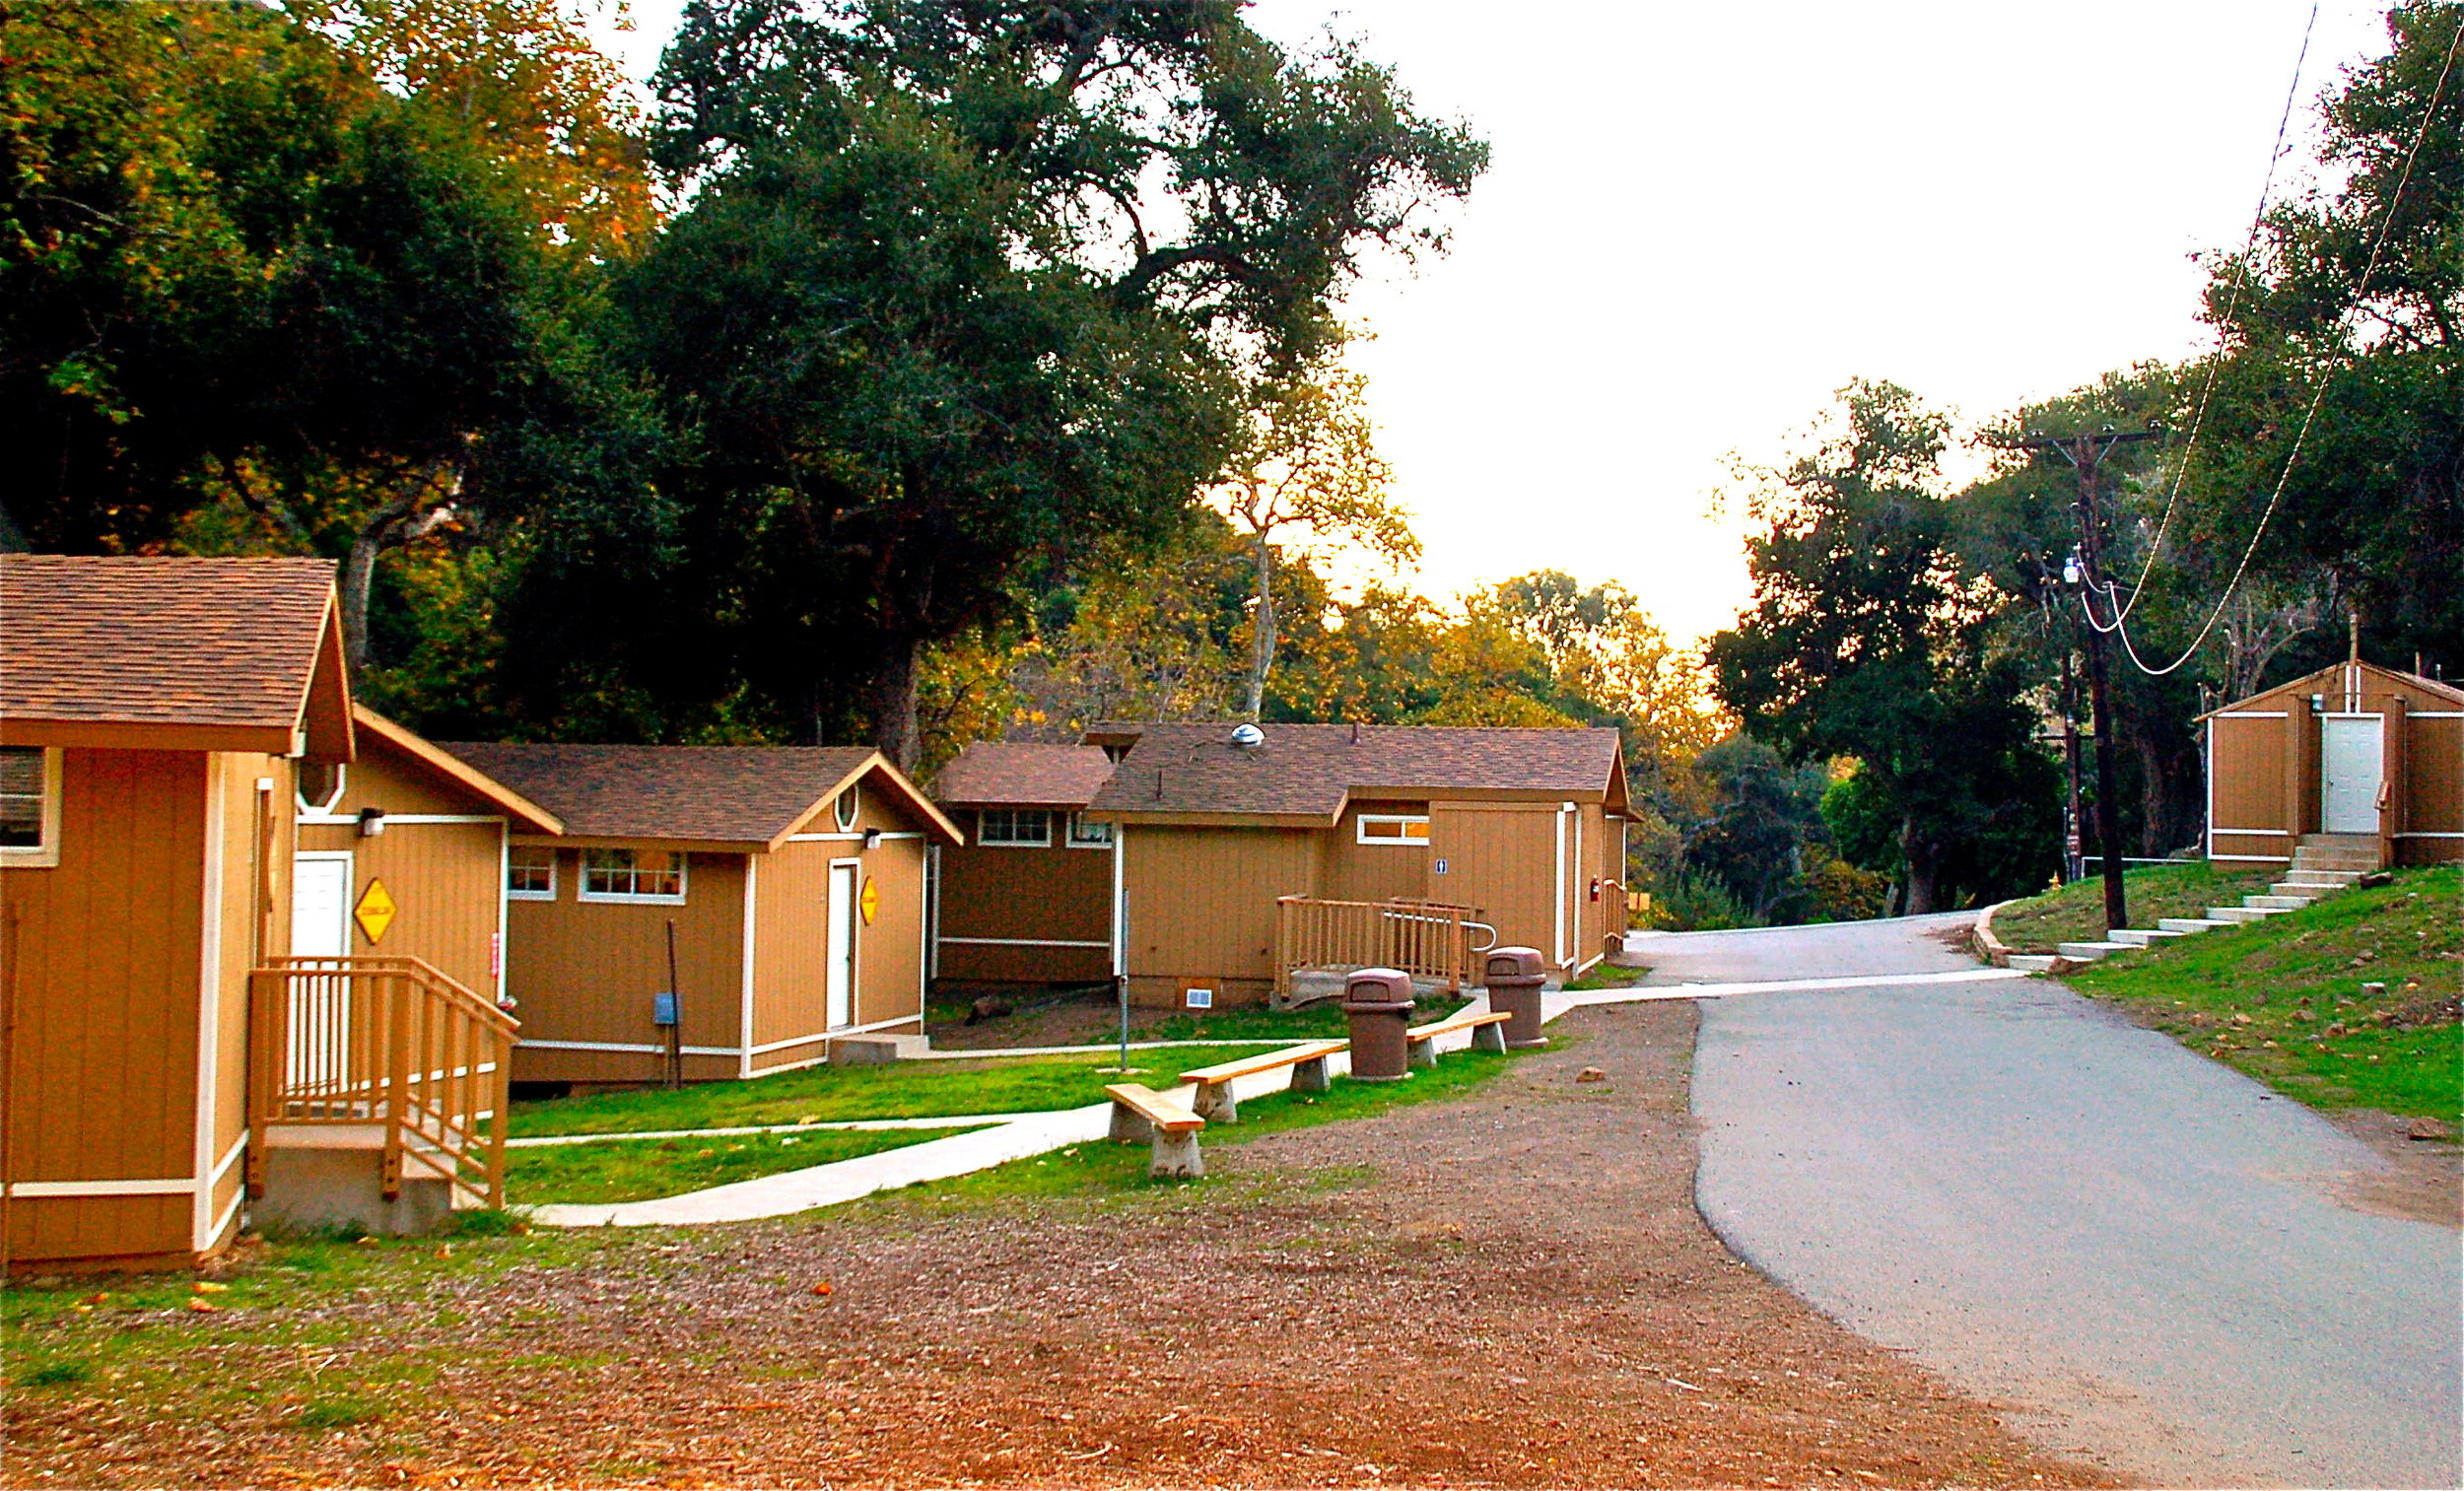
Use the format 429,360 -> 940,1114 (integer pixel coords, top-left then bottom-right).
6,1002 -> 2116,1489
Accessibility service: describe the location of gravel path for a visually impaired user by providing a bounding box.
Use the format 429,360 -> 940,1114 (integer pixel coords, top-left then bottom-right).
1678,916 -> 2463,1490
6,1000 -> 2105,1489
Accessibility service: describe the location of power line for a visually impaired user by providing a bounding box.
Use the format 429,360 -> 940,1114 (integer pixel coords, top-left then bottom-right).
2107,0 -> 2321,629
2104,6 -> 2463,678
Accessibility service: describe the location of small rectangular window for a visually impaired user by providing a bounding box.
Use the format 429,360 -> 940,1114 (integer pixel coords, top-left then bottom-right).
977,808 -> 1052,847
508,845 -> 557,900
1065,813 -> 1113,847
1356,813 -> 1431,846
0,747 -> 60,867
580,847 -> 687,903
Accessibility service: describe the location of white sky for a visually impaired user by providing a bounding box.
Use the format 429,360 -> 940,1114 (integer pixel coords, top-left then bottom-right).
594,0 -> 2396,644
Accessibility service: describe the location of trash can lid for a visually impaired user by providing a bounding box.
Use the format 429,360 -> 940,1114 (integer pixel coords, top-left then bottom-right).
1485,946 -> 1545,980
1344,966 -> 1415,1003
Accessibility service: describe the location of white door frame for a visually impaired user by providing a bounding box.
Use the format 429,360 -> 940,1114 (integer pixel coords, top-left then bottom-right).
287,850 -> 356,1093
826,858 -> 861,1030
2319,713 -> 2384,835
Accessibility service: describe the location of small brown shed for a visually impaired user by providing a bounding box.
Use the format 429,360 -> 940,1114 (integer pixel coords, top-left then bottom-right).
0,555 -> 352,1270
443,744 -> 962,1086
2204,659 -> 2464,869
927,742 -> 1122,987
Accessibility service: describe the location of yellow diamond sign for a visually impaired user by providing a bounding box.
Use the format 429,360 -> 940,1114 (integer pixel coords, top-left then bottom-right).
354,878 -> 397,945
859,874 -> 879,926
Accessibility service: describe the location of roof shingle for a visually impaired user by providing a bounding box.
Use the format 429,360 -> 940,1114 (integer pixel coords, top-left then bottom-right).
1084,723 -> 1624,819
441,743 -> 879,845
929,742 -> 1117,808
0,555 -> 338,729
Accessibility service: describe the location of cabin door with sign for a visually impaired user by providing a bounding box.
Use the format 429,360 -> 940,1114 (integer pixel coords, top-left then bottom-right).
827,860 -> 860,1028
289,851 -> 355,1093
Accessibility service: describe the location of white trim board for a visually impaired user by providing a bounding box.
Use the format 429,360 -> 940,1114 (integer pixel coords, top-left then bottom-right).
296,813 -> 509,827
937,936 -> 1111,949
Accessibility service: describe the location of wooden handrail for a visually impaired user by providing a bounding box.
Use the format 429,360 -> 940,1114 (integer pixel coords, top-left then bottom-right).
1271,896 -> 1486,998
247,955 -> 518,1212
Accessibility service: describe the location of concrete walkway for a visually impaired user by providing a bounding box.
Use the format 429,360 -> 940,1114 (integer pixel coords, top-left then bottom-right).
1674,915 -> 2461,1490
528,1013 -> 1495,1228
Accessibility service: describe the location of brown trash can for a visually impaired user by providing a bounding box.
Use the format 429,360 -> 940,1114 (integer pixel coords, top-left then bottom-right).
1485,946 -> 1549,1049
1343,967 -> 1417,1081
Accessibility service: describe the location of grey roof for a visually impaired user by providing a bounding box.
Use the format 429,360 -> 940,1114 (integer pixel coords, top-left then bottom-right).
1084,723 -> 1625,819
930,742 -> 1117,808
440,743 -> 879,844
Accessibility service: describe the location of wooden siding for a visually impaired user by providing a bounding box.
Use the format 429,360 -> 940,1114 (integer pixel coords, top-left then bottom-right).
2206,664 -> 2463,866
1123,826 -> 1318,1007
1,749 -> 206,1266
856,838 -> 926,1032
298,740 -> 509,998
1317,801 -> 1432,905
208,752 -> 289,1253
752,839 -> 831,1057
934,836 -> 1112,984
2401,713 -> 2463,865
1427,801 -> 1559,971
502,848 -> 746,1085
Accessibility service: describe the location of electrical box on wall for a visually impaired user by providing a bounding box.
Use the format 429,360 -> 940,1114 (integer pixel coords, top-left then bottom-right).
652,991 -> 679,1027
1184,987 -> 1213,1009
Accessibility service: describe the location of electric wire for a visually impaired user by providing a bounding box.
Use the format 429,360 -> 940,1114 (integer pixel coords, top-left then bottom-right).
2093,8 -> 2462,677
2106,0 -> 2320,628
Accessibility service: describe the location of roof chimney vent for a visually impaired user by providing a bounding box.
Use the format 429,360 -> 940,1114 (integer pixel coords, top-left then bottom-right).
1230,723 -> 1265,749
1350,720 -> 1361,745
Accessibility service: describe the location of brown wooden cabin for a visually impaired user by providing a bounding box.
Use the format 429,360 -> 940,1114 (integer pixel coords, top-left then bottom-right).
296,707 -> 564,1000
2204,659 -> 2464,870
1,556 -> 352,1271
443,744 -> 962,1086
927,742 -> 1121,989
935,723 -> 1630,1008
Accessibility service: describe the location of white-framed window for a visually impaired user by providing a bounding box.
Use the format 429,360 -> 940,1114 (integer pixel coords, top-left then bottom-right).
507,845 -> 558,901
0,746 -> 61,868
1065,812 -> 1113,848
977,808 -> 1051,847
579,847 -> 687,903
296,760 -> 347,815
1356,813 -> 1431,846
834,784 -> 859,832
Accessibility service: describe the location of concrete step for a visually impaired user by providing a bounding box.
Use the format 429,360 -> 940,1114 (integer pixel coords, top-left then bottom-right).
2272,881 -> 2344,899
2158,917 -> 2232,933
2293,847 -> 2378,866
2292,858 -> 2377,876
2206,906 -> 2287,922
2298,833 -> 2379,848
2282,868 -> 2362,886
2057,941 -> 2135,962
2108,927 -> 2189,947
2246,894 -> 2317,911
2007,954 -> 2060,973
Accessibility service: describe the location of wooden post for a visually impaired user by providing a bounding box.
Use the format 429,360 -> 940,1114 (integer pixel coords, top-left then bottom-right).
383,971 -> 412,1199
2284,692 -> 2312,849
2383,696 -> 2409,867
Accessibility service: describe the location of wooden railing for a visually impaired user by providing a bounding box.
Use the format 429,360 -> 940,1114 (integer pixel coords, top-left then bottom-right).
1272,897 -> 1494,999
246,956 -> 517,1210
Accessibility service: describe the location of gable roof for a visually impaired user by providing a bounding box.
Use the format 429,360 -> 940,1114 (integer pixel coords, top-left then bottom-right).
2204,658 -> 2464,717
1084,723 -> 1627,825
0,554 -> 354,756
930,742 -> 1117,809
356,708 -> 564,835
439,742 -> 960,848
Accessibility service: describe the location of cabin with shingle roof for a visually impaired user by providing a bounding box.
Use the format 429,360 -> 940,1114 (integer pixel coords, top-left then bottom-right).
443,744 -> 961,1087
929,723 -> 1631,1008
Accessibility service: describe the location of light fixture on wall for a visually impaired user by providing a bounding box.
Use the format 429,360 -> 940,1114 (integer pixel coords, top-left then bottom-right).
357,806 -> 386,838
862,828 -> 883,850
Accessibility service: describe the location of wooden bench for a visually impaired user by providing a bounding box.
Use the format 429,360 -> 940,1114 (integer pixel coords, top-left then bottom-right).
1404,1008 -> 1512,1067
1104,1083 -> 1206,1178
1179,1040 -> 1347,1122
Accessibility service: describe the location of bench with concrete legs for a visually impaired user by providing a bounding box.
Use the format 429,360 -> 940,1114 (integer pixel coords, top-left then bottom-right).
1404,1008 -> 1511,1067
1104,1083 -> 1205,1178
1179,1040 -> 1346,1122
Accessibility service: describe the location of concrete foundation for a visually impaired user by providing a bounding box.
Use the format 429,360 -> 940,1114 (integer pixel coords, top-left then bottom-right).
253,1145 -> 457,1238
829,1033 -> 931,1065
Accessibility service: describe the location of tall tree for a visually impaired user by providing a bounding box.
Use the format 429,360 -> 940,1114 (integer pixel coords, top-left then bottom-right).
604,0 -> 1486,766
1708,380 -> 2059,914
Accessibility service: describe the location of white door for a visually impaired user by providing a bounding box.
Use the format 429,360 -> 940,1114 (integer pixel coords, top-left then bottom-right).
2321,716 -> 2384,834
826,862 -> 859,1029
289,853 -> 354,1092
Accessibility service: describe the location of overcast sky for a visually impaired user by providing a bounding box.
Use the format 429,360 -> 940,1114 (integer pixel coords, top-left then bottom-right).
593,1 -> 2396,643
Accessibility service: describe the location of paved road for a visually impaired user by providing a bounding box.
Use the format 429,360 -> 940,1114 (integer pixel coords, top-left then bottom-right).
1652,915 -> 2462,1490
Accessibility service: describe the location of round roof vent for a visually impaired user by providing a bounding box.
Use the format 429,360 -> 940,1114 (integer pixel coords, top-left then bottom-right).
1230,723 -> 1265,749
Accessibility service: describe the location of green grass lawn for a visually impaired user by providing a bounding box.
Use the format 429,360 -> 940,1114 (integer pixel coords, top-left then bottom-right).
1990,860 -> 2278,950
505,1123 -> 997,1205
505,1044 -> 1287,1137
2062,865 -> 2461,1122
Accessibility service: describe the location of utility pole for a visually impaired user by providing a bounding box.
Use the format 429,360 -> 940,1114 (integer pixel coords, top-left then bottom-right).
2060,650 -> 2086,885
2011,425 -> 2161,934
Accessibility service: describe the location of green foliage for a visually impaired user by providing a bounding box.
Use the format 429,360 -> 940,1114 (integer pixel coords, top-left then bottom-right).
1988,860 -> 2275,952
1648,869 -> 1766,932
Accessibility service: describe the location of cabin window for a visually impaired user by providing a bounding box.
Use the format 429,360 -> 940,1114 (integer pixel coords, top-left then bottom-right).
977,808 -> 1051,847
1065,813 -> 1113,848
507,846 -> 558,900
0,747 -> 60,867
1357,813 -> 1431,846
296,760 -> 347,814
834,784 -> 860,832
579,847 -> 687,903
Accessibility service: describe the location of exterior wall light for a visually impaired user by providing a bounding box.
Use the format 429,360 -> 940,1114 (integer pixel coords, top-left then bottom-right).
357,806 -> 386,838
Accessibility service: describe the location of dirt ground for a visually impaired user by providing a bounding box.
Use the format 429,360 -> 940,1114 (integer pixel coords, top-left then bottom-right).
6,1002 -> 2119,1488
